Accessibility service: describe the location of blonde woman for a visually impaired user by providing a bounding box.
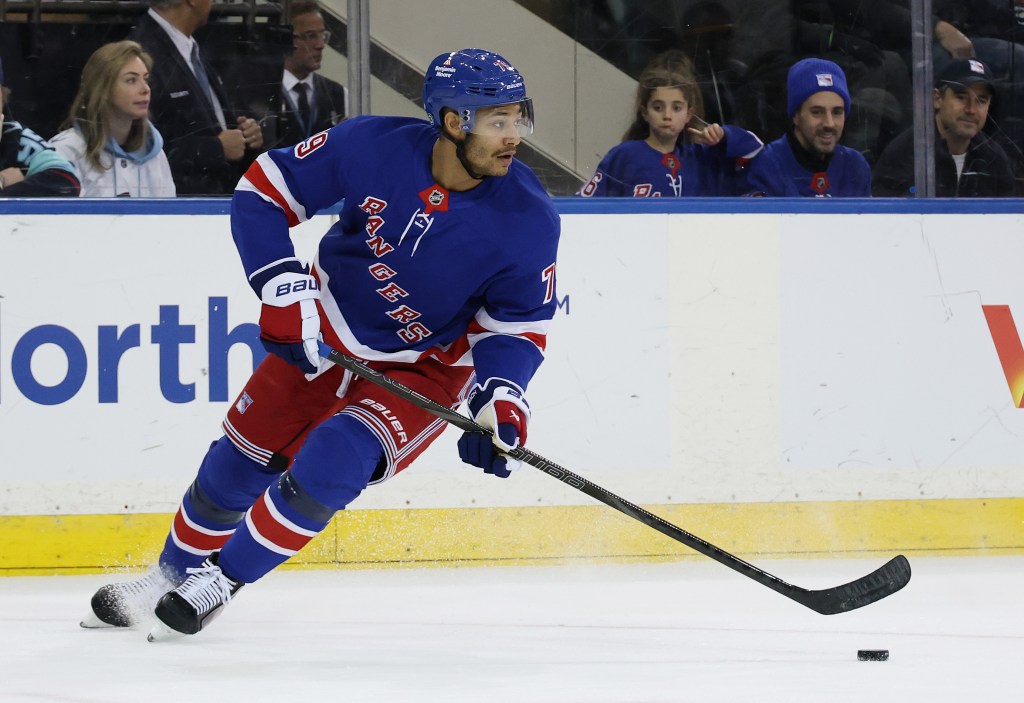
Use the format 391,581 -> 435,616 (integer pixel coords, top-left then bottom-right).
51,41 -> 175,197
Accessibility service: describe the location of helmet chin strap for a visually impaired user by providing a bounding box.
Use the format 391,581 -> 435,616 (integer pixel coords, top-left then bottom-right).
441,128 -> 487,181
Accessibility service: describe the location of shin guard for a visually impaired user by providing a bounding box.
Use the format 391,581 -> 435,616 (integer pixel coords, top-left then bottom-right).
159,437 -> 281,580
217,414 -> 384,583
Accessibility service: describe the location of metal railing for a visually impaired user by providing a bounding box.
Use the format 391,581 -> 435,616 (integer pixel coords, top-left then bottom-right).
0,1 -> 287,26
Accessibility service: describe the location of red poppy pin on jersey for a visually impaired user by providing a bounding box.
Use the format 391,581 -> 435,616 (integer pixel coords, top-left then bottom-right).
661,153 -> 681,178
810,172 -> 830,195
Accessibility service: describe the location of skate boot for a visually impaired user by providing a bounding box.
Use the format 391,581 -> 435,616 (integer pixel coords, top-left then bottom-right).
148,553 -> 243,641
81,566 -> 177,628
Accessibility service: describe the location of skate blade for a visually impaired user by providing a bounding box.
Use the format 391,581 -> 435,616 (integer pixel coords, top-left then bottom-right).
147,620 -> 185,642
80,611 -> 117,629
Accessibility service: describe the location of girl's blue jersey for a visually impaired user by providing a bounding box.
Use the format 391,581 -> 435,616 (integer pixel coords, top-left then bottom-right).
579,125 -> 763,198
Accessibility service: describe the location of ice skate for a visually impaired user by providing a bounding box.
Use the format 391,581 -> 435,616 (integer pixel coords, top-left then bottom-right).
148,553 -> 243,641
81,566 -> 177,628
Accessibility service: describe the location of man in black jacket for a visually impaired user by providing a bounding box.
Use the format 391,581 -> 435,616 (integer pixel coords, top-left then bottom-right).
129,0 -> 264,195
260,1 -> 347,150
872,57 -> 1016,197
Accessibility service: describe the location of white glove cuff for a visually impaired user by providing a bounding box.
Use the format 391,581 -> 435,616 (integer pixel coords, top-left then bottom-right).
298,298 -> 322,370
261,272 -> 321,307
470,381 -> 531,423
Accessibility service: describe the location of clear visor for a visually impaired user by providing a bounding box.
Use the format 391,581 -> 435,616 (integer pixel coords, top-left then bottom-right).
460,98 -> 534,137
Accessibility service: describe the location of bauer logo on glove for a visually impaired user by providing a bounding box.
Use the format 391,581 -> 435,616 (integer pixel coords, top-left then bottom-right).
274,277 -> 319,298
252,261 -> 323,375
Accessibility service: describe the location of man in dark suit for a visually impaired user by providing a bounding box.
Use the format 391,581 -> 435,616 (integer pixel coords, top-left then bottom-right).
265,1 -> 347,149
129,0 -> 264,195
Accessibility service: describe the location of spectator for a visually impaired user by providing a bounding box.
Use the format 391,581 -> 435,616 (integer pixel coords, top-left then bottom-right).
822,1 -> 1022,155
263,0 -> 347,150
929,1 -> 1024,187
792,0 -> 912,162
747,58 -> 872,197
579,50 -> 763,198
0,57 -> 81,197
872,58 -> 1016,197
50,41 -> 175,198
128,0 -> 263,195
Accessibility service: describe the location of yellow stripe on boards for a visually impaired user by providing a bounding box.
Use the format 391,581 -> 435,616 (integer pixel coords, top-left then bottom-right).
1,498 -> 1021,575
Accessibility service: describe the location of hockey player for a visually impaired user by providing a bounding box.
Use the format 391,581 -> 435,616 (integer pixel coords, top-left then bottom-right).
746,58 -> 872,197
81,48 -> 560,640
579,50 -> 763,198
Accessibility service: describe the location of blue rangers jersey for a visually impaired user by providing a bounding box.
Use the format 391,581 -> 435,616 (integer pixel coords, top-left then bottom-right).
579,125 -> 763,197
232,115 -> 560,393
746,133 -> 872,197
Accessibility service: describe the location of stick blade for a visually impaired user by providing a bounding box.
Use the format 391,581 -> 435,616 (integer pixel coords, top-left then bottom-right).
796,554 -> 912,615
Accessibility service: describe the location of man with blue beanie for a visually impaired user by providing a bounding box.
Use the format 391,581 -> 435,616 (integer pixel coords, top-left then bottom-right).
747,57 -> 872,197
0,56 -> 81,196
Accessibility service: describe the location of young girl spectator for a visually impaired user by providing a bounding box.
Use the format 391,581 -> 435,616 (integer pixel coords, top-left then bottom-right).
579,50 -> 762,197
51,41 -> 175,197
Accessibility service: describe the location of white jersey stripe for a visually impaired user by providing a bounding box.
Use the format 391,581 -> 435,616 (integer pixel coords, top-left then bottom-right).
238,153 -> 309,224
244,510 -> 296,557
178,506 -> 235,537
235,177 -> 281,209
249,256 -> 303,282
262,490 -> 320,538
222,419 -> 274,465
474,307 -> 551,336
394,416 -> 447,464
169,524 -> 214,556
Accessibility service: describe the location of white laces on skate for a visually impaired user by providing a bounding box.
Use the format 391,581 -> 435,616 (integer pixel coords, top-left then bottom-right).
177,562 -> 237,613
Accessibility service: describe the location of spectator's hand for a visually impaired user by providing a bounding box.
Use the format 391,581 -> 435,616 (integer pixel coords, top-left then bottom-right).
689,123 -> 725,146
0,166 -> 25,189
935,20 -> 974,58
218,129 -> 246,162
237,116 -> 264,151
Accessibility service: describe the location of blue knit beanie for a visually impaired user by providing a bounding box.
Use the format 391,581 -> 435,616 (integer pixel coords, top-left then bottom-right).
786,58 -> 850,117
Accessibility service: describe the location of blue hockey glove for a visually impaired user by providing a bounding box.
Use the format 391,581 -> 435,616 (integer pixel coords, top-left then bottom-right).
457,378 -> 530,478
256,263 -> 321,374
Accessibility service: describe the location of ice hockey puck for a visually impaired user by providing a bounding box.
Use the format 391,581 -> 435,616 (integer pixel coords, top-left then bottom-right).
857,649 -> 889,661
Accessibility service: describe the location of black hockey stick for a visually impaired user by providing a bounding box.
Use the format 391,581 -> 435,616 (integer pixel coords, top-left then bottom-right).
317,342 -> 911,614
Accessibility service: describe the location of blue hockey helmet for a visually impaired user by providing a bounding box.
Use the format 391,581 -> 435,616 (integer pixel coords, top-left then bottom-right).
422,48 -> 534,137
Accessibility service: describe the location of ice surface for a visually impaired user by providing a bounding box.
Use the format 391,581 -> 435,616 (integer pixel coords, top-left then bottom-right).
0,555 -> 1020,702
